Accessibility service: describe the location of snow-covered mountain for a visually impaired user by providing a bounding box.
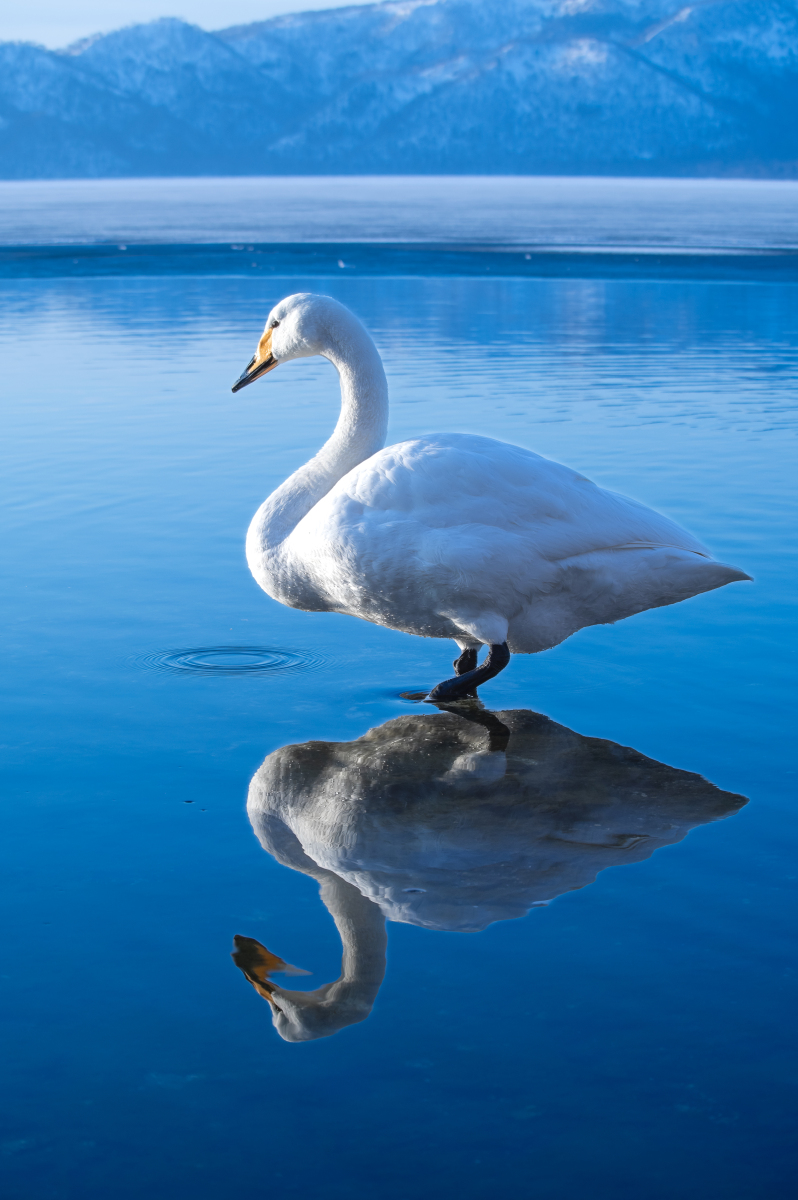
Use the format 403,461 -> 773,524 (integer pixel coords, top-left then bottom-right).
1,0 -> 797,179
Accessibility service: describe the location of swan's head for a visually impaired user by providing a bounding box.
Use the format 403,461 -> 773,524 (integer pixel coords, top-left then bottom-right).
231,293 -> 358,392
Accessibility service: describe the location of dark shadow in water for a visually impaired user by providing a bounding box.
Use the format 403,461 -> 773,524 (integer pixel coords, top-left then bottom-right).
233,708 -> 746,1042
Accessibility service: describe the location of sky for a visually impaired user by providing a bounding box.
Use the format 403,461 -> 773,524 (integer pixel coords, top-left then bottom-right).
0,1 -> 376,49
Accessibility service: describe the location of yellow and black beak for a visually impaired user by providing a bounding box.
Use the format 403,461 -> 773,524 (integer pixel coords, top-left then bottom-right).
231,328 -> 279,392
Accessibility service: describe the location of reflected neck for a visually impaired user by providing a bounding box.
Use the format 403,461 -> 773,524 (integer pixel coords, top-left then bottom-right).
271,873 -> 388,1041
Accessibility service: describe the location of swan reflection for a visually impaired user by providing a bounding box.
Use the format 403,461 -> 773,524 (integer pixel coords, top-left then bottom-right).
233,709 -> 745,1041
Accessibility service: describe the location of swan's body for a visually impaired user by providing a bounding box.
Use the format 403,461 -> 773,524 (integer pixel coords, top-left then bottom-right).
236,709 -> 746,1040
249,430 -> 742,653
233,294 -> 750,696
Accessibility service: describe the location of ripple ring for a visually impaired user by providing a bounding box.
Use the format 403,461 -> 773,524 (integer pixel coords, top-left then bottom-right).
129,645 -> 329,678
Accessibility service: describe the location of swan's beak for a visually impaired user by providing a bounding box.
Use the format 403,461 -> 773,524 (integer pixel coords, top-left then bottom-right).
231,329 -> 279,392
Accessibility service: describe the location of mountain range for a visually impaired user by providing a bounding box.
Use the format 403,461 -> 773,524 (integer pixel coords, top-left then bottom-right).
1,0 -> 797,179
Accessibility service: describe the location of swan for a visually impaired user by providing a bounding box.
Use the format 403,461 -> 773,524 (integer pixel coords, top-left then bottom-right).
232,293 -> 751,701
233,707 -> 746,1041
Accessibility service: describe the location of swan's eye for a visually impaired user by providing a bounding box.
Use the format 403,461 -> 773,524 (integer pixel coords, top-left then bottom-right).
270,320 -> 280,329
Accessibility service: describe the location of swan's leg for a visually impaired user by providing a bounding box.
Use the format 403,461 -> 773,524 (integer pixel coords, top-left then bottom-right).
453,647 -> 478,675
429,642 -> 511,703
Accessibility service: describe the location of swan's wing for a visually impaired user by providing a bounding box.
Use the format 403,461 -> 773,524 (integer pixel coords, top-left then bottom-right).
334,433 -> 709,561
286,433 -> 732,639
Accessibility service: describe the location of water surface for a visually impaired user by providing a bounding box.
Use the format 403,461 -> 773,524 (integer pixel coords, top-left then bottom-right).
0,262 -> 795,1198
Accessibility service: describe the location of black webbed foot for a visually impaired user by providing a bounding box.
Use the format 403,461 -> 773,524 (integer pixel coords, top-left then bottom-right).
453,647 -> 478,676
428,642 -> 511,703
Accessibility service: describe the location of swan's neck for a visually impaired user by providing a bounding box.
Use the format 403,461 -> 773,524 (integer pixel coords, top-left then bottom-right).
249,327 -> 389,557
317,873 -> 388,997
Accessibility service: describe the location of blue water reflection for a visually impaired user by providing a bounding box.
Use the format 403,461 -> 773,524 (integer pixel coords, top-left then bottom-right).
0,266 -> 795,1198
238,707 -> 746,1042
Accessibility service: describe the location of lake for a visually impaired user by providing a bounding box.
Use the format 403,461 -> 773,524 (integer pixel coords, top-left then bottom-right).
0,190 -> 796,1198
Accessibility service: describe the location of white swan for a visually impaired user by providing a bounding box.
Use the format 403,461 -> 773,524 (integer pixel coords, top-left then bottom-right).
232,293 -> 750,700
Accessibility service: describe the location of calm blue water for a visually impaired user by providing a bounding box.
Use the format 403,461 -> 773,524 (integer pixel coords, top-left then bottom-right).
1,262 -> 796,1198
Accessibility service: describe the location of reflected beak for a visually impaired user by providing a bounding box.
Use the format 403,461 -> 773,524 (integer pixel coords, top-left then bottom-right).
231,328 -> 279,392
231,934 -> 310,1002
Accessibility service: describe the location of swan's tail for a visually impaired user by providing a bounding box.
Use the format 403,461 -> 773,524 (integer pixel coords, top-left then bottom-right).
713,562 -> 753,584
682,557 -> 752,589
509,547 -> 753,653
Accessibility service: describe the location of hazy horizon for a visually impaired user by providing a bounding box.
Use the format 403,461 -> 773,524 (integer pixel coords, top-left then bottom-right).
0,0 -> 376,49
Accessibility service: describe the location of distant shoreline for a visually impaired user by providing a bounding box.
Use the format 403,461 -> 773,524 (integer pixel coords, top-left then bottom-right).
2,176 -> 798,253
